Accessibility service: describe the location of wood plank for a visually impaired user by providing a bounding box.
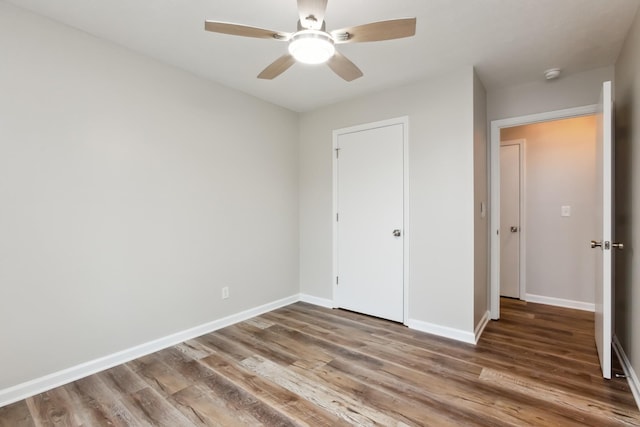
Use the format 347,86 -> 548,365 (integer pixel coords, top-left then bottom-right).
97,364 -> 148,395
290,359 -> 468,426
128,352 -> 192,397
169,384 -> 262,426
121,387 -> 193,426
25,387 -> 83,426
200,350 -> 349,426
241,354 -> 411,426
173,339 -> 216,360
199,370 -> 299,426
63,374 -> 141,426
0,402 -> 35,427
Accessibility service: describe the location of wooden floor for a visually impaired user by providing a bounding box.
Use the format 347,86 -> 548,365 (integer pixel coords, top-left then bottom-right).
1,298 -> 639,426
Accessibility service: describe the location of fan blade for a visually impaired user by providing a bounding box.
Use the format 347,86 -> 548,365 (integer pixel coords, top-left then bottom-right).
258,54 -> 296,79
327,52 -> 363,82
297,0 -> 328,29
332,18 -> 416,44
205,21 -> 290,40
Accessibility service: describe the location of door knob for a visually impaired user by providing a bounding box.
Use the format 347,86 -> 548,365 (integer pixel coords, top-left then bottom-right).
591,240 -> 602,249
612,242 -> 624,250
393,229 -> 401,237
510,226 -> 519,233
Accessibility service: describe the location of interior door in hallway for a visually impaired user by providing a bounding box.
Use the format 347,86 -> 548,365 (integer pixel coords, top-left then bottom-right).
335,122 -> 404,322
500,143 -> 521,298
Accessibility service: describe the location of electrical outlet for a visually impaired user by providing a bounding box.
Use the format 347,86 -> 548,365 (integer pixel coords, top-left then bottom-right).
222,286 -> 229,299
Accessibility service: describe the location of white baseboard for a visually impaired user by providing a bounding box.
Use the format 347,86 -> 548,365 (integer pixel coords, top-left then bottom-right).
299,293 -> 334,309
407,319 -> 476,345
613,335 -> 640,410
525,293 -> 595,312
474,311 -> 490,344
0,293 -> 492,408
301,295 -> 480,345
0,294 -> 299,408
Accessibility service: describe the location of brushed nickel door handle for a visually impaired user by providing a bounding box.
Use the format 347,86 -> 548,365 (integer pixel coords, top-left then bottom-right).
510,226 -> 519,233
393,229 -> 401,237
612,242 -> 624,250
591,240 -> 602,249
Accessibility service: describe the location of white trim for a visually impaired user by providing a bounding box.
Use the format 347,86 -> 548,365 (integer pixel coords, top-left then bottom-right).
490,104 -> 598,319
332,116 -> 410,324
0,294 -> 299,408
299,293 -> 334,309
525,293 -> 595,312
407,319 -> 476,345
474,311 -> 491,344
0,292 -> 493,408
403,121 -> 411,325
613,335 -> 640,410
493,105 -> 599,130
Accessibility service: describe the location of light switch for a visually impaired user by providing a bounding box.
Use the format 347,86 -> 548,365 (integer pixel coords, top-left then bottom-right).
561,205 -> 571,217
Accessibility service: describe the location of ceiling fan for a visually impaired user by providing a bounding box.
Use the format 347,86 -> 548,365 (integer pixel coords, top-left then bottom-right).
204,0 -> 416,82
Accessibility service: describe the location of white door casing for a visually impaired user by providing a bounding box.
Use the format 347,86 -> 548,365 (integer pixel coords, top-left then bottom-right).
333,118 -> 408,323
594,81 -> 613,379
489,105 -> 599,320
500,143 -> 521,298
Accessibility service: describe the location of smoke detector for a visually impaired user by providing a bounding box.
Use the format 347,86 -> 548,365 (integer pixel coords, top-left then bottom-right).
544,68 -> 561,80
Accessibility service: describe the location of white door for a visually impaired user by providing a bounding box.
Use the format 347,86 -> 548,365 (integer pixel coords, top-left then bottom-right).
593,81 -> 614,379
335,123 -> 404,322
500,144 -> 521,298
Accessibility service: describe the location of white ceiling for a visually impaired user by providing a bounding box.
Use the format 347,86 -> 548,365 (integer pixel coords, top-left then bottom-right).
6,0 -> 639,112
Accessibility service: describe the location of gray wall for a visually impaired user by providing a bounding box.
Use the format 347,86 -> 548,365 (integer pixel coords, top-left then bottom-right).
299,67 -> 480,334
501,117 -> 597,305
614,6 -> 640,397
0,3 -> 299,390
488,66 -> 614,122
474,71 -> 489,325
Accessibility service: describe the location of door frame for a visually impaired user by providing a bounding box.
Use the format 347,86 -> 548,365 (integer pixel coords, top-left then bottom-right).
500,139 -> 527,300
489,105 -> 597,319
332,116 -> 410,324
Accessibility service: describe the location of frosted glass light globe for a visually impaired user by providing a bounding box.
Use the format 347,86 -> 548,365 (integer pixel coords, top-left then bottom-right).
288,30 -> 335,65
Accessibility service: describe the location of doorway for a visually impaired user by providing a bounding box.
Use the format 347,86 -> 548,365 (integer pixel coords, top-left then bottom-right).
490,105 -> 599,319
496,115 -> 599,314
332,117 -> 409,323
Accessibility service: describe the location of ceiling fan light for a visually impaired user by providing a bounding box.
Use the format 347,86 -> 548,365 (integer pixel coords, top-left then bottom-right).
288,30 -> 335,64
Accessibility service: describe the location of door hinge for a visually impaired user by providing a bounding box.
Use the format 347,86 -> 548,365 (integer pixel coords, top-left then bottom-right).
335,148 -> 340,159
336,212 -> 339,221
336,276 -> 339,285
